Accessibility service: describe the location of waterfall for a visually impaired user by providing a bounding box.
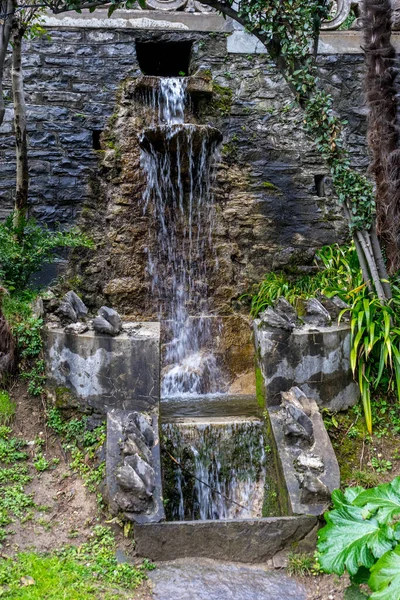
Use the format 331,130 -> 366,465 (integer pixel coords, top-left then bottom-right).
162,420 -> 266,521
140,78 -> 224,398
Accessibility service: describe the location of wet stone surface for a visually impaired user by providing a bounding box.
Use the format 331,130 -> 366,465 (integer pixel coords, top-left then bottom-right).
149,560 -> 307,600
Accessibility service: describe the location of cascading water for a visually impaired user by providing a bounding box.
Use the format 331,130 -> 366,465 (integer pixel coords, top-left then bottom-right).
162,420 -> 266,521
139,78 -> 270,522
140,78 -> 224,398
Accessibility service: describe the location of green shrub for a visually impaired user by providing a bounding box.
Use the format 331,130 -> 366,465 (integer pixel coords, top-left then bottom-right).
0,213 -> 93,292
318,476 -> 400,599
0,390 -> 16,425
247,242 -> 362,317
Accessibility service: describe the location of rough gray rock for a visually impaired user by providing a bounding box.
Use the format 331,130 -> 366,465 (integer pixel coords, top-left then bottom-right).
319,294 -> 349,321
259,306 -> 294,331
55,290 -> 88,324
275,297 -> 297,324
56,300 -> 77,323
99,306 -> 122,332
64,322 -> 89,335
267,387 -> 340,515
149,560 -> 307,600
64,290 -> 88,318
302,298 -> 331,326
92,315 -> 116,335
93,306 -> 123,336
282,389 -> 314,446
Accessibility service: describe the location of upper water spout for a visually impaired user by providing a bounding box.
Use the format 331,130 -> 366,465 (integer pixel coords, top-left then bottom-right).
159,78 -> 187,126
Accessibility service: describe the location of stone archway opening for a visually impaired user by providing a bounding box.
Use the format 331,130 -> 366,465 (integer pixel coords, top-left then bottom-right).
135,40 -> 193,76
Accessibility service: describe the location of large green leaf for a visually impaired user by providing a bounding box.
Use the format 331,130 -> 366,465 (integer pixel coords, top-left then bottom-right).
318,505 -> 395,576
332,487 -> 365,509
354,478 -> 400,525
369,545 -> 400,599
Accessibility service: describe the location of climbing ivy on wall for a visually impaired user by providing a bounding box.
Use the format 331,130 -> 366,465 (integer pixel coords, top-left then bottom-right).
187,0 -> 392,302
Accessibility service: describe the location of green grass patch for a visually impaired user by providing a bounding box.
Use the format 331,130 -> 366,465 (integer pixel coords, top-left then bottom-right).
47,408 -> 106,495
0,391 -> 16,426
0,526 -> 153,599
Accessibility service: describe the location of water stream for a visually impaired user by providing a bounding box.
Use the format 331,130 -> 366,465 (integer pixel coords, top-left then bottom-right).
140,78 -> 224,398
162,420 -> 266,521
140,78 -> 268,520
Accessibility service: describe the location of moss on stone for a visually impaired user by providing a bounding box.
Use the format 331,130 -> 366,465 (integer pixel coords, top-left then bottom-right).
256,366 -> 265,410
262,412 -> 290,517
54,386 -> 76,409
212,83 -> 233,117
262,181 -> 278,191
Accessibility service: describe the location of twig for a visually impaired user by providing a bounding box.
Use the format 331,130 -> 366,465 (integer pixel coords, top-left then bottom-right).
340,415 -> 359,445
165,449 -> 250,512
360,439 -> 365,470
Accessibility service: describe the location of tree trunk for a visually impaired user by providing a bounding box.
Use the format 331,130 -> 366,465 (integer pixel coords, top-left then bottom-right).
362,0 -> 400,274
11,22 -> 28,234
0,0 -> 15,126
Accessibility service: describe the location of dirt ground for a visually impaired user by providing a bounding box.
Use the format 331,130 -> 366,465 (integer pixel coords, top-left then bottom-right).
2,384 -> 153,599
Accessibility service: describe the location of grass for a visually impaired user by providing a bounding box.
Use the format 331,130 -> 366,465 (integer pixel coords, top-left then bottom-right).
46,408 -> 106,495
287,552 -> 321,577
0,427 -> 33,543
0,526 -> 153,599
0,391 -> 16,426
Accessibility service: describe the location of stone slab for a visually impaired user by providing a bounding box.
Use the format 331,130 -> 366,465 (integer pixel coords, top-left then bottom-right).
254,321 -> 359,411
149,559 -> 307,600
45,322 -> 160,413
268,402 -> 340,516
135,515 -> 318,563
160,393 -> 260,422
43,9 -> 231,31
227,29 -> 400,55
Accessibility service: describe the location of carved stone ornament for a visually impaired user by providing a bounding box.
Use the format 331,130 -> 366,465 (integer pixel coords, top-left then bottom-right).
144,0 -> 215,11
321,0 -> 360,30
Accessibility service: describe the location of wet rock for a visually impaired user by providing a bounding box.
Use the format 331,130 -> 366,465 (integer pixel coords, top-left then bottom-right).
301,298 -> 331,326
259,306 -> 294,331
64,322 -> 89,335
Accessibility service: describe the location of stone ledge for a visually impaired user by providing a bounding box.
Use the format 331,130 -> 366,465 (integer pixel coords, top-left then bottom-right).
134,515 -> 318,563
227,29 -> 400,55
42,9 -> 230,31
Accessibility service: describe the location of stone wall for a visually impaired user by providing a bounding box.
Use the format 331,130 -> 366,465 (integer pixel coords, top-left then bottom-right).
0,21 -> 373,310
